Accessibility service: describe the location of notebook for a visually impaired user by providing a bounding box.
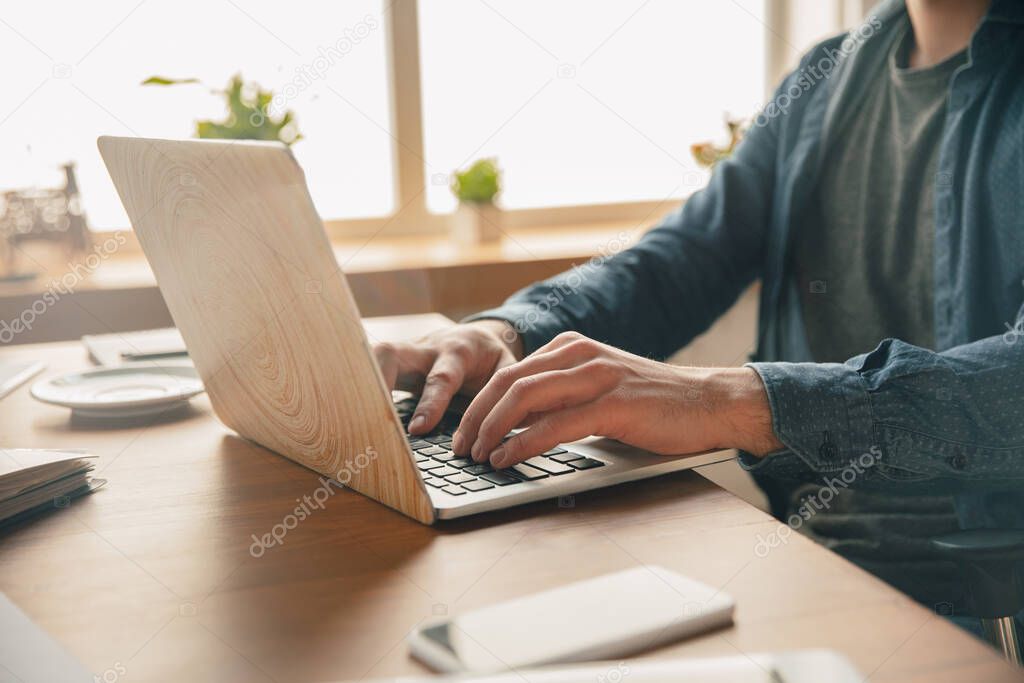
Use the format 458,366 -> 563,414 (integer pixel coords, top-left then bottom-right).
82,328 -> 189,367
0,449 -> 104,526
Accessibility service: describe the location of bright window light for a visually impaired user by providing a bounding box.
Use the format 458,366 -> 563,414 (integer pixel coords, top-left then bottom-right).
0,0 -> 393,230
418,0 -> 766,213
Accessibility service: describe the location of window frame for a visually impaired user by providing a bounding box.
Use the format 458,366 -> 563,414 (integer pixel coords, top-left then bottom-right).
329,0 -> 870,240
88,0 -> 863,243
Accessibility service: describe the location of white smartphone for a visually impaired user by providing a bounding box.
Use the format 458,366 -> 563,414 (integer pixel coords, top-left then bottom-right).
407,566 -> 735,673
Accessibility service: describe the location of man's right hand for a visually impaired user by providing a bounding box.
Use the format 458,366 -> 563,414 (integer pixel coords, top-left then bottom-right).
372,320 -> 523,436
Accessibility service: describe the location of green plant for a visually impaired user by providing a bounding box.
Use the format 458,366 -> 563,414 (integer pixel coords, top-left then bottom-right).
142,74 -> 302,146
690,117 -> 746,168
451,158 -> 501,204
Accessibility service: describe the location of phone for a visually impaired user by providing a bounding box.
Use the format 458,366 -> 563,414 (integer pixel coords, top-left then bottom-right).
407,566 -> 735,673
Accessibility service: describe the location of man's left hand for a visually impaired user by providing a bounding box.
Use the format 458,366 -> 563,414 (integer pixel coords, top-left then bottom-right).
451,331 -> 783,468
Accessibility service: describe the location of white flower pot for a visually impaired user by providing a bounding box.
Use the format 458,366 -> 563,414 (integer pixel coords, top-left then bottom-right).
450,202 -> 502,245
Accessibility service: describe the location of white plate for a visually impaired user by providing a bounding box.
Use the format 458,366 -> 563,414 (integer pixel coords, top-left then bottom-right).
31,365 -> 205,418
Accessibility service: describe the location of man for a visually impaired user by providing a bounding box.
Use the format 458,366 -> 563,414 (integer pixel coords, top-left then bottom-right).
374,0 -> 1024,624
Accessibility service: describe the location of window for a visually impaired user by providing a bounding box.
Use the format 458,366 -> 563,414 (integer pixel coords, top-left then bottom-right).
418,1 -> 766,213
0,1 -> 864,235
0,0 -> 393,230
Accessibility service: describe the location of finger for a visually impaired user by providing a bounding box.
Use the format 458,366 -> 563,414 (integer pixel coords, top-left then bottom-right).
488,402 -> 604,468
532,330 -> 590,355
472,365 -> 613,461
372,343 -> 401,390
409,352 -> 467,434
375,342 -> 436,394
515,412 -> 544,428
454,340 -> 598,456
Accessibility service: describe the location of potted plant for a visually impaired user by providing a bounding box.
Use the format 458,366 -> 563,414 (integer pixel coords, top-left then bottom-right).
690,116 -> 746,168
141,74 -> 302,145
449,158 -> 502,245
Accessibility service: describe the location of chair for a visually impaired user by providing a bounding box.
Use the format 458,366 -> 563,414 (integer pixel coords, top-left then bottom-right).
931,529 -> 1024,665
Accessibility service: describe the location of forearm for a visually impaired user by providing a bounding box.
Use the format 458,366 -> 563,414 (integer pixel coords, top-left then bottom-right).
703,367 -> 784,456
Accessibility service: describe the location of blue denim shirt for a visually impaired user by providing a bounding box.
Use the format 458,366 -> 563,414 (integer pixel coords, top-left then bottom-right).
470,0 -> 1024,528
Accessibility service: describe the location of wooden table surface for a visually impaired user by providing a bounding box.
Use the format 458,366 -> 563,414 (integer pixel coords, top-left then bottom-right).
0,314 -> 1018,682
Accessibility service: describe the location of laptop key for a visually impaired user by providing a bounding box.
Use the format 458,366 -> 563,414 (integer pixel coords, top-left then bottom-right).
464,463 -> 494,475
442,484 -> 467,496
410,440 -> 433,450
524,457 -> 573,475
550,451 -> 584,464
423,477 -> 447,488
431,466 -> 459,478
444,472 -> 476,485
448,457 -> 474,469
432,452 -> 458,462
481,471 -> 521,486
510,463 -> 548,480
570,457 -> 605,470
414,454 -> 429,463
424,435 -> 450,444
417,460 -> 445,471
463,479 -> 494,492
543,447 -> 567,455
417,446 -> 448,456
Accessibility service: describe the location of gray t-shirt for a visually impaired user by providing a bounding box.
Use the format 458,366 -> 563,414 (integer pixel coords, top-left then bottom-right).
787,23 -> 969,607
796,21 -> 967,363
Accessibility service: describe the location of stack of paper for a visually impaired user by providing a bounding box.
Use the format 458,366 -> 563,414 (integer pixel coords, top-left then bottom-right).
82,328 -> 189,367
0,450 -> 104,525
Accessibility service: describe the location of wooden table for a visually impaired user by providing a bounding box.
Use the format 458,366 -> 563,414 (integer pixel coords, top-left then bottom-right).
0,315 -> 1018,682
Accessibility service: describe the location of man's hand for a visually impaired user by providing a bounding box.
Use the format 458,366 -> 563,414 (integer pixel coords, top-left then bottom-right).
373,320 -> 523,435
451,331 -> 783,467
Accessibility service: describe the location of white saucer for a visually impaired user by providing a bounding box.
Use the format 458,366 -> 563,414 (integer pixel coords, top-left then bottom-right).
31,365 -> 205,418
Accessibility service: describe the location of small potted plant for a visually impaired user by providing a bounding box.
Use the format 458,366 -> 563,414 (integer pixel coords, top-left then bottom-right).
449,158 -> 502,245
142,74 -> 302,146
690,116 -> 746,168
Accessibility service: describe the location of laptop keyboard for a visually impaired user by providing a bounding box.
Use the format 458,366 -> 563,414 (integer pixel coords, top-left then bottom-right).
394,397 -> 604,496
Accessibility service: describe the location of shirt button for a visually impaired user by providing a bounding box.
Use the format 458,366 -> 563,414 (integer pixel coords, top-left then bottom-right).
948,453 -> 967,471
818,431 -> 838,461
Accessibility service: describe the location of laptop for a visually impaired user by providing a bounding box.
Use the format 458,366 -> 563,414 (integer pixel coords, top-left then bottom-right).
98,137 -> 730,523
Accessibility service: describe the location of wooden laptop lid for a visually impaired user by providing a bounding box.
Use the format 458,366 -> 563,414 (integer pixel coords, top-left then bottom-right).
98,136 -> 435,524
